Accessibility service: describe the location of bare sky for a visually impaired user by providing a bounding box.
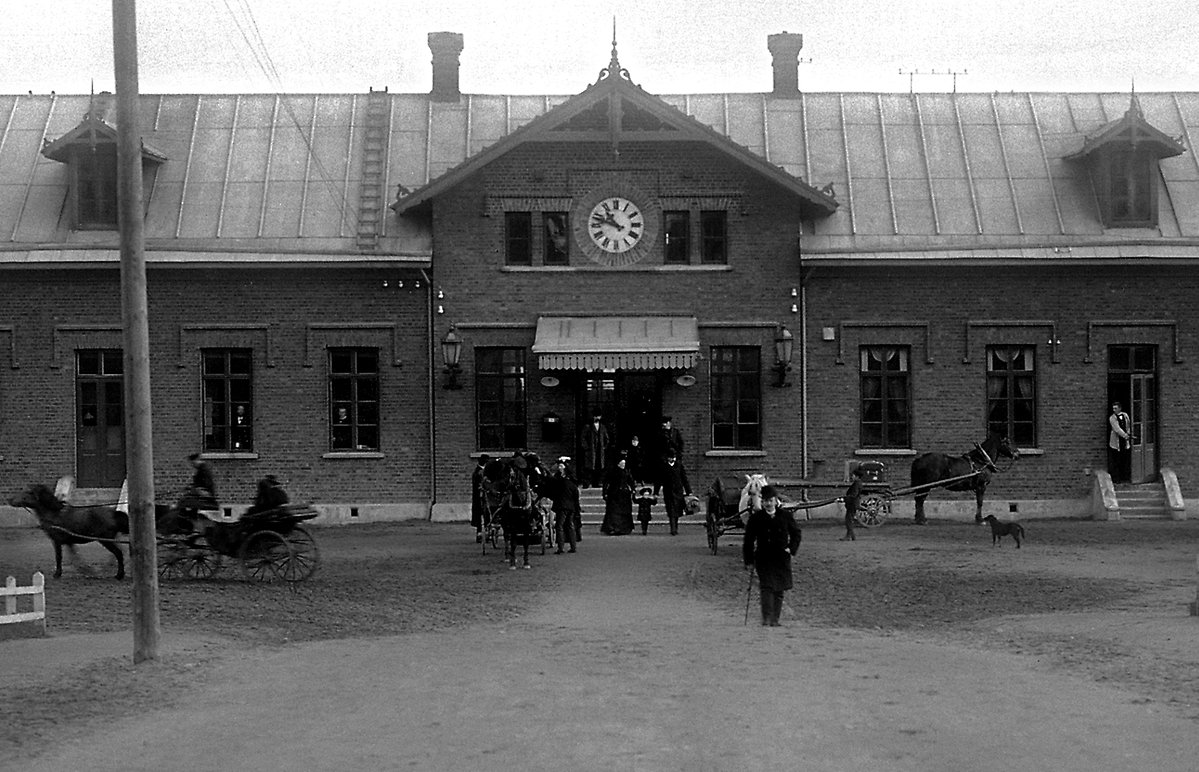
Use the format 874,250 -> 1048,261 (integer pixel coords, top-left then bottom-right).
2,0 -> 1196,96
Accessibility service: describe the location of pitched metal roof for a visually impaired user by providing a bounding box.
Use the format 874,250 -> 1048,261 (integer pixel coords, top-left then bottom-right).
1,89 -> 1197,263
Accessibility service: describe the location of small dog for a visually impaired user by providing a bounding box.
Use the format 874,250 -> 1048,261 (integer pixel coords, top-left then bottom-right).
981,515 -> 1025,548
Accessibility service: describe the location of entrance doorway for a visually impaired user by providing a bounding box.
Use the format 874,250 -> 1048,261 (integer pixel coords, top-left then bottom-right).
76,349 -> 126,487
578,371 -> 662,459
1107,345 -> 1157,484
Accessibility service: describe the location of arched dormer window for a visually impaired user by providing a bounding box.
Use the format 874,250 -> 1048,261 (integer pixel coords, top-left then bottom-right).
41,98 -> 167,230
1066,96 -> 1185,229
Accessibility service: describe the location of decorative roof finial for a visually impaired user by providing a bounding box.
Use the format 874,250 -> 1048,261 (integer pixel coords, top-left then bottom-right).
1129,77 -> 1143,116
597,16 -> 630,83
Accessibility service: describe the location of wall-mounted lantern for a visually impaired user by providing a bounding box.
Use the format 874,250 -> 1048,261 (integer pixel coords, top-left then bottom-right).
773,324 -> 794,388
441,325 -> 463,390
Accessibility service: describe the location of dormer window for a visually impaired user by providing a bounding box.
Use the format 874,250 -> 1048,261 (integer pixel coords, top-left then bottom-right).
1066,95 -> 1185,230
74,143 -> 120,228
41,101 -> 167,231
1105,147 -> 1155,227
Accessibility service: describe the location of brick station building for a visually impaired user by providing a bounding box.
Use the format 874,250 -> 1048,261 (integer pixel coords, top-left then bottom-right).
1,31 -> 1197,523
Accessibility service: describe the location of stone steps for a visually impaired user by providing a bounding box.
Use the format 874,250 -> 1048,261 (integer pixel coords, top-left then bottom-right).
1115,483 -> 1171,520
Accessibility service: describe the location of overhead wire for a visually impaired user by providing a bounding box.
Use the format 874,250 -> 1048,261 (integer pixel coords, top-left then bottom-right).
215,0 -> 360,237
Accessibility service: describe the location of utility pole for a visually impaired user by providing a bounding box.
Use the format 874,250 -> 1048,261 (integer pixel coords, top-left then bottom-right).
112,0 -> 160,663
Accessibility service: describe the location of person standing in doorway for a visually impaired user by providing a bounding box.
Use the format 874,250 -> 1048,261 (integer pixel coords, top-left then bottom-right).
1108,402 -> 1132,483
580,411 -> 610,489
742,484 -> 802,627
626,434 -> 646,485
654,449 -> 691,536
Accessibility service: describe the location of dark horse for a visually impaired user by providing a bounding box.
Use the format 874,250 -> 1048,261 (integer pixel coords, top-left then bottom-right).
910,433 -> 1019,524
9,483 -> 130,579
481,456 -> 535,569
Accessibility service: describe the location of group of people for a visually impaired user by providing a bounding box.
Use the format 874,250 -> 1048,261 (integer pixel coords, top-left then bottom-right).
469,415 -> 696,547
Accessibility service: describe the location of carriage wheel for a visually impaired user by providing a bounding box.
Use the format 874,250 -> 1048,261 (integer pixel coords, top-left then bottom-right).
239,530 -> 291,582
183,549 -> 222,580
855,492 -> 891,528
157,539 -> 187,581
281,526 -> 320,581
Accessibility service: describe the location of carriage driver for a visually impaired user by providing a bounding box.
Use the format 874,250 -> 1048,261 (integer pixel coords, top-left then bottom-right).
178,452 -> 218,513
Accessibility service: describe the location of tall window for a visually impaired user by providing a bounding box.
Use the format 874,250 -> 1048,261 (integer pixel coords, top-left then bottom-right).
986,345 -> 1036,446
543,212 -> 569,265
700,210 -> 727,264
329,348 -> 380,451
1108,149 -> 1153,225
710,346 -> 761,449
860,346 -> 910,448
202,349 -> 254,452
663,211 -> 689,264
505,212 -> 532,265
75,145 -> 119,228
476,347 -> 527,450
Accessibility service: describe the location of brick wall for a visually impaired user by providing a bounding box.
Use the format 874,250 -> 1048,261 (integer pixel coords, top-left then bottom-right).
803,263 -> 1199,501
429,141 -> 809,506
0,266 -> 432,509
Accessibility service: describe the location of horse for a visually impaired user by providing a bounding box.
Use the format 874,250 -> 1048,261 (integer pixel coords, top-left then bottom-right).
482,456 -> 535,569
910,433 -> 1019,524
9,483 -> 129,579
738,473 -> 771,519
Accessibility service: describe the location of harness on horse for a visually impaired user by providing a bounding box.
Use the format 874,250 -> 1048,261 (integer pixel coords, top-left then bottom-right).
968,442 -> 998,473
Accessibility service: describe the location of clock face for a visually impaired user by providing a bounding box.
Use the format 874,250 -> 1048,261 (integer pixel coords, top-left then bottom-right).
587,196 -> 645,254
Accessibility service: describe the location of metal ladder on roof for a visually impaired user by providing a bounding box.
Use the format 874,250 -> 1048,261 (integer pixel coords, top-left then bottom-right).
356,87 -> 390,250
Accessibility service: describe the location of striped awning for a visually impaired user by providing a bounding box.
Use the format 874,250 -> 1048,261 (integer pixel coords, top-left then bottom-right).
533,316 -> 700,371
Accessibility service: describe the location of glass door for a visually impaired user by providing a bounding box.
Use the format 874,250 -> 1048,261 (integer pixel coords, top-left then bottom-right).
76,349 -> 126,487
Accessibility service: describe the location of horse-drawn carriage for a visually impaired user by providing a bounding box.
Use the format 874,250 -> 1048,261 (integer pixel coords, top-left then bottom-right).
479,454 -> 554,567
701,433 -> 1018,550
157,502 -> 321,583
704,474 -> 812,554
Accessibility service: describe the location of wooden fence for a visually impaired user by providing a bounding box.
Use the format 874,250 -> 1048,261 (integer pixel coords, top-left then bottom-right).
2,572 -> 46,634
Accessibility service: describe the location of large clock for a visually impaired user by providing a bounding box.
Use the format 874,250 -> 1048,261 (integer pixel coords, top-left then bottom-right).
573,187 -> 660,267
587,196 -> 644,254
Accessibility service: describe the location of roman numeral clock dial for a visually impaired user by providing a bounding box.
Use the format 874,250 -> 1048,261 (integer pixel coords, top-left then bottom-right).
588,197 -> 644,254
573,188 -> 659,267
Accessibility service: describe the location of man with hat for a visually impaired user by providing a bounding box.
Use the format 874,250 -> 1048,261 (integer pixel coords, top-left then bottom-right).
742,484 -> 802,626
470,454 -> 491,543
653,448 -> 691,536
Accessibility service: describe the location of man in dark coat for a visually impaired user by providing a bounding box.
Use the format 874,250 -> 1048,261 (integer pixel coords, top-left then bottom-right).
470,454 -> 491,543
742,484 -> 802,626
653,449 -> 691,536
542,458 -> 578,554
580,412 -> 610,488
652,416 -> 685,487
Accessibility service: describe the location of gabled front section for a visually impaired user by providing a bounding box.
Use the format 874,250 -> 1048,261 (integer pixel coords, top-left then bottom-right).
414,47 -> 836,521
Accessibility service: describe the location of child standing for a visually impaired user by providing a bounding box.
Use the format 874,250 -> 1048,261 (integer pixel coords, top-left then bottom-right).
634,485 -> 656,535
841,466 -> 866,541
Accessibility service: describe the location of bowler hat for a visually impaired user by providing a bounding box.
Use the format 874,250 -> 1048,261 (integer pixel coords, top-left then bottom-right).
759,484 -> 779,499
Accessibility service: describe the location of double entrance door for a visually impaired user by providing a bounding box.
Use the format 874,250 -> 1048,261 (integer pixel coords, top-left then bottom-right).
578,371 -> 662,461
76,349 -> 126,487
1108,345 -> 1157,484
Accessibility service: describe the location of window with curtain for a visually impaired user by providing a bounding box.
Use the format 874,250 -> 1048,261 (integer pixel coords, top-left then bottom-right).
476,347 -> 527,450
710,346 -> 761,449
986,345 -> 1036,447
860,346 -> 910,448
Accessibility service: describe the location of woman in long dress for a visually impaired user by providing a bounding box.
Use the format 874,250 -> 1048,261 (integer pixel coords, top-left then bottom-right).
600,456 -> 636,535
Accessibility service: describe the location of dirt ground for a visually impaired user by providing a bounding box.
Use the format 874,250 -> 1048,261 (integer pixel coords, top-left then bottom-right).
3,516 -> 1199,771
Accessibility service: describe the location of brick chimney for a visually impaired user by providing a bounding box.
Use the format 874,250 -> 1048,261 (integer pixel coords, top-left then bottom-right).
428,32 -> 464,102
767,32 -> 804,98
